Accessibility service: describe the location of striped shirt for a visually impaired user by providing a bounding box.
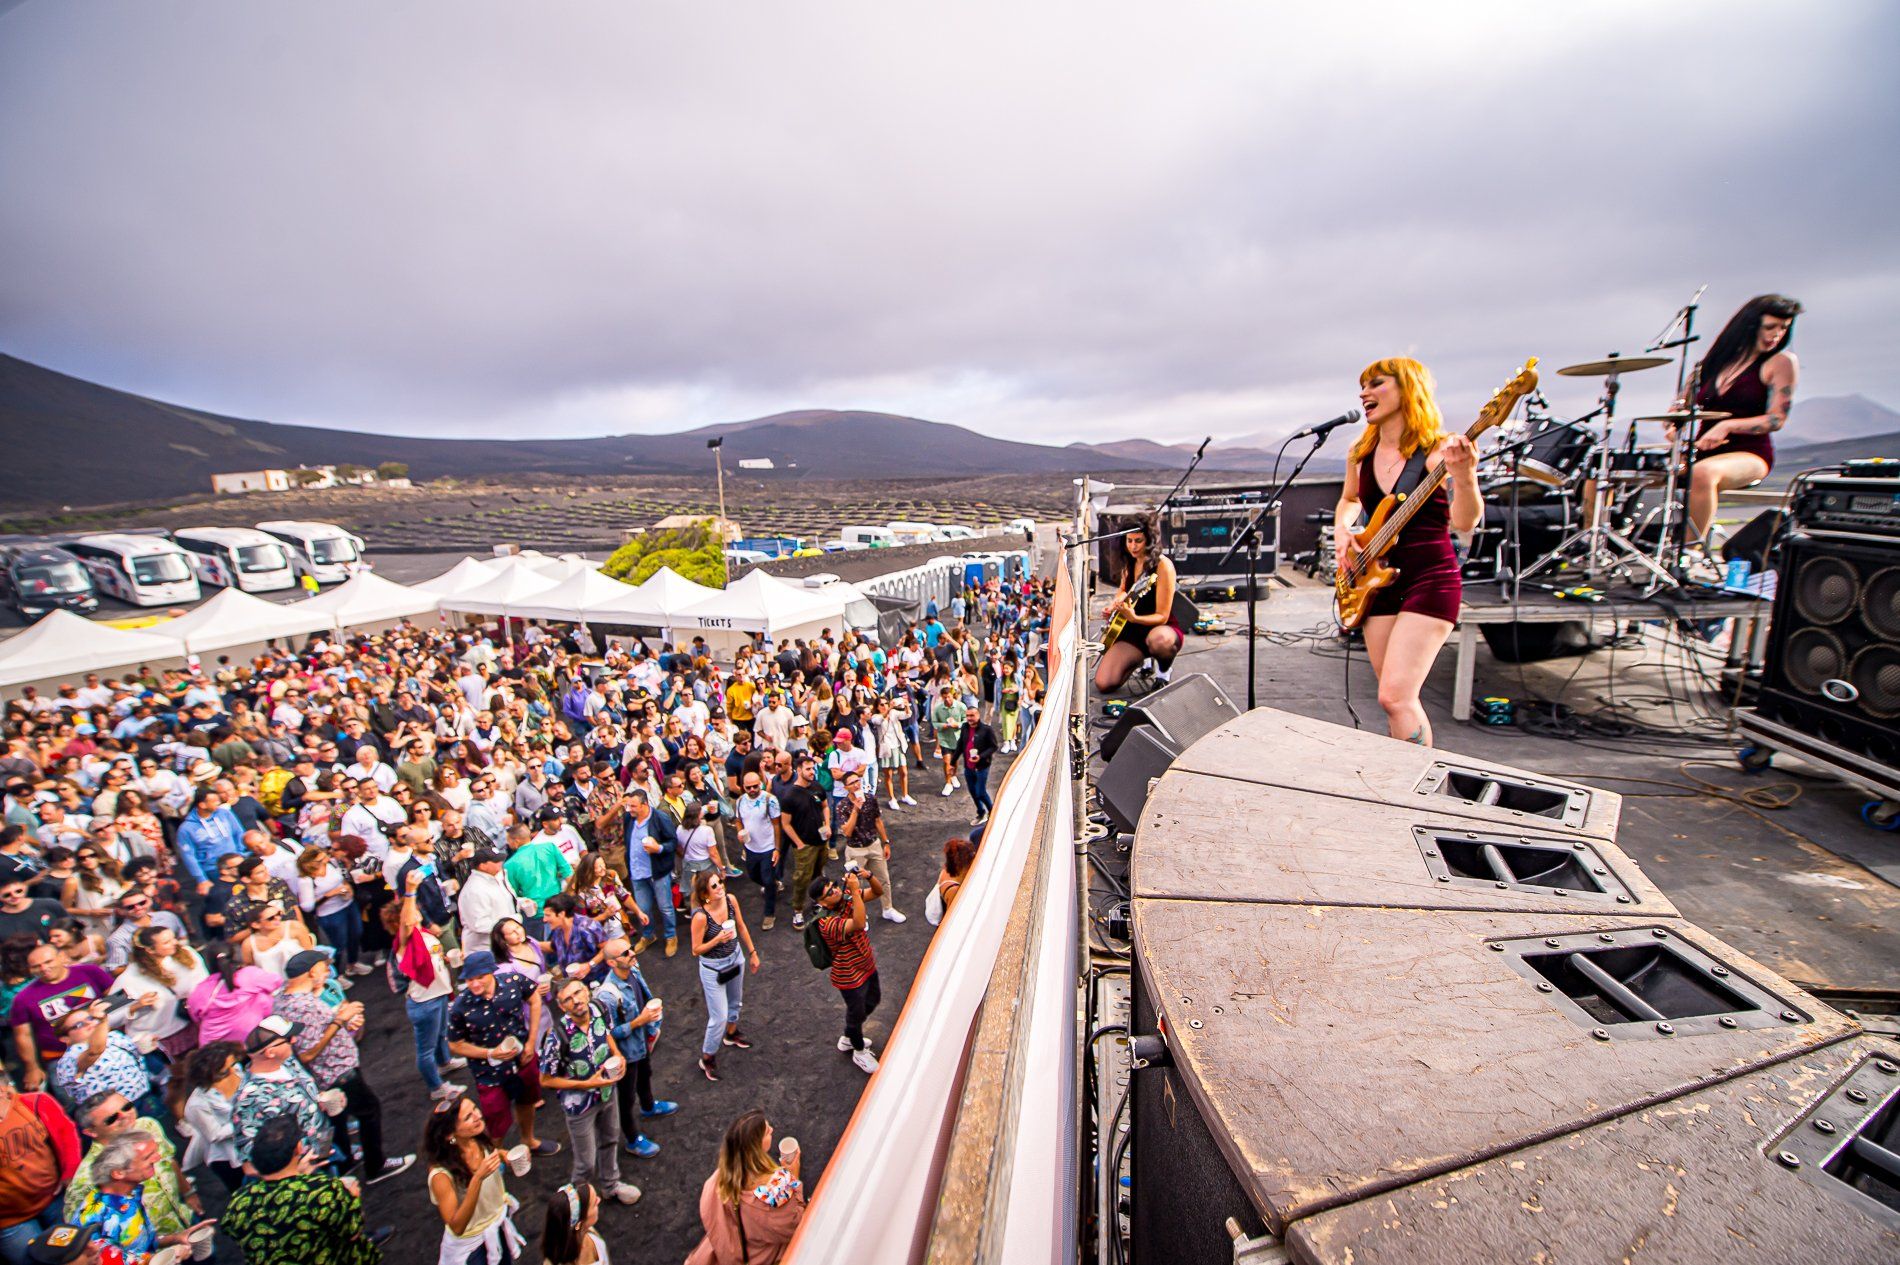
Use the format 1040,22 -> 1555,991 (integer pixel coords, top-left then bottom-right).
816,910 -> 876,991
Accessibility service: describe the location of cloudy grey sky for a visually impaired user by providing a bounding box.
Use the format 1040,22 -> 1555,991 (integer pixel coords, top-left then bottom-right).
2,1 -> 1896,447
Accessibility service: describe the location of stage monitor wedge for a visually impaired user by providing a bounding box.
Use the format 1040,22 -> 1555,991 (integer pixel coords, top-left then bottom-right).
1099,672 -> 1238,762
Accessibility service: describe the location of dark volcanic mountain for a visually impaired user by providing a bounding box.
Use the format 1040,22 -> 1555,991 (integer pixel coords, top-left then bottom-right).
0,354 -> 1172,506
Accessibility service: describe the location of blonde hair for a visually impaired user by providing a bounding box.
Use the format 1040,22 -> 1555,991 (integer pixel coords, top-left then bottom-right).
713,1110 -> 775,1208
1348,357 -> 1446,463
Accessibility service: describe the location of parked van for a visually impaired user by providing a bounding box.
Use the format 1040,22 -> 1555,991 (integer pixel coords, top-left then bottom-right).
935,524 -> 978,541
173,527 -> 297,593
839,525 -> 896,549
0,546 -> 99,621
256,520 -> 368,584
66,534 -> 201,607
884,521 -> 940,546
1007,517 -> 1037,537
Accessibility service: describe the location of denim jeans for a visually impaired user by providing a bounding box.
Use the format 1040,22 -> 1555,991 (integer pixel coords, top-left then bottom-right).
965,764 -> 993,817
406,993 -> 451,1091
744,849 -> 778,918
0,1210 -> 57,1265
628,875 -> 677,941
699,956 -> 745,1055
316,905 -> 361,968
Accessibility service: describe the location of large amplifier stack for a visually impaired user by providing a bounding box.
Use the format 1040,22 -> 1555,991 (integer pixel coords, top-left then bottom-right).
1124,708 -> 1899,1264
1740,470 -> 1900,801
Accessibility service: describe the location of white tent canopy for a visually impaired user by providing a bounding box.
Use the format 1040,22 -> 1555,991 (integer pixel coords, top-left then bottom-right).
581,566 -> 722,627
298,573 -> 440,627
144,589 -> 337,657
674,570 -> 849,636
438,562 -> 560,616
504,567 -> 641,623
0,612 -> 186,692
413,557 -> 502,597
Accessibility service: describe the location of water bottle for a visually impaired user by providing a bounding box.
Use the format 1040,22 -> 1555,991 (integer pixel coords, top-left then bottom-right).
1724,558 -> 1750,589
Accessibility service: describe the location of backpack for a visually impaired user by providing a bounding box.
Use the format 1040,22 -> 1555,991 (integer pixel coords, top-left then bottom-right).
802,910 -> 833,971
257,767 -> 295,817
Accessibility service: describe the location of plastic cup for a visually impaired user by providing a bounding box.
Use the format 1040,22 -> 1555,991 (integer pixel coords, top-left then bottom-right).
565,962 -> 589,978
318,1089 -> 347,1115
506,1144 -> 532,1176
446,948 -> 465,969
603,1056 -> 624,1079
187,1224 -> 217,1260
778,1136 -> 799,1161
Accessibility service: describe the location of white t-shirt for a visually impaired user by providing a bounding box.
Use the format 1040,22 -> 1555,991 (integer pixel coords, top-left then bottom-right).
735,792 -> 781,855
539,824 -> 587,868
826,747 -> 874,798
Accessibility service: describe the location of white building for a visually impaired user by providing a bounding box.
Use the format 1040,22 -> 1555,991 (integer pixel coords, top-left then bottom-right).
211,469 -> 291,494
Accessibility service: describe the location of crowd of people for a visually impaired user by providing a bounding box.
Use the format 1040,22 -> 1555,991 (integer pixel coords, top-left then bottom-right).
0,567 -> 1052,1265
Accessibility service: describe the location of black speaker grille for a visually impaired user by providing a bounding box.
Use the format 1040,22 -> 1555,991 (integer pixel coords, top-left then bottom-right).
1851,645 -> 1900,719
1785,627 -> 1849,695
1865,567 -> 1900,640
1794,555 -> 1860,626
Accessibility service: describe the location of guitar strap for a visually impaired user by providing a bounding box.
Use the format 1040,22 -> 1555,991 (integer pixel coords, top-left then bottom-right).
1391,446 -> 1433,502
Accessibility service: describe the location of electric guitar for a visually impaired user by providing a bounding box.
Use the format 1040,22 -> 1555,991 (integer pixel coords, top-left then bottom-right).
1335,359 -> 1540,630
1101,569 -> 1159,650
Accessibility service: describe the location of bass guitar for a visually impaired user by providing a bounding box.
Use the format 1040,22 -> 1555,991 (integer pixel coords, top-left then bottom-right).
1335,359 -> 1540,630
1101,569 -> 1159,650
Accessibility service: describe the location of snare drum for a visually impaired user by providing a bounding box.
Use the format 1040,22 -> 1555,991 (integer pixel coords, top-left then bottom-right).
1606,446 -> 1675,486
1482,421 -> 1594,501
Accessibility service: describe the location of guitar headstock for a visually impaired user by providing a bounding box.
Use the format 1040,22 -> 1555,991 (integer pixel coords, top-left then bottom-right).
1467,357 -> 1540,440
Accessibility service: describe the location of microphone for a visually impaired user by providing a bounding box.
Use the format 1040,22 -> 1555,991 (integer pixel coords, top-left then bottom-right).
1289,408 -> 1363,441
1194,436 -> 1210,460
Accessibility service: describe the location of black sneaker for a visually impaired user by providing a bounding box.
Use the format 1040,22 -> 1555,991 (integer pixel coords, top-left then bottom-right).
366,1154 -> 416,1185
369,1227 -> 398,1248
723,1029 -> 753,1050
699,1054 -> 720,1082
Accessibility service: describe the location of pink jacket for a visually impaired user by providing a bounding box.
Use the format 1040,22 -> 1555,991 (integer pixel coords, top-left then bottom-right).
187,967 -> 284,1046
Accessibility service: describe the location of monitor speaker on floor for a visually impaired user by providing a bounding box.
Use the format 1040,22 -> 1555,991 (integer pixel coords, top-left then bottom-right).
1099,672 -> 1237,761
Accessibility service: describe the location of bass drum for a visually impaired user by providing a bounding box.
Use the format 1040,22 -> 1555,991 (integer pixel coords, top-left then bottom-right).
1481,420 -> 1595,502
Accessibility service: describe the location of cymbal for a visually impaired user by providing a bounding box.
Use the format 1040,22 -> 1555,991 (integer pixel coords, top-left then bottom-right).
1555,354 -> 1672,377
1632,410 -> 1732,424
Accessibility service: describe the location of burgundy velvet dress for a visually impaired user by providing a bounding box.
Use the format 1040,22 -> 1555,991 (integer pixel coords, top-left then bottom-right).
1358,453 -> 1462,626
1694,357 -> 1775,472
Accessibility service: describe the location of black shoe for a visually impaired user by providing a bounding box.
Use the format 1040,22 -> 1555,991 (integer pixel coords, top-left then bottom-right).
369,1227 -> 398,1248
723,1029 -> 753,1050
699,1054 -> 719,1082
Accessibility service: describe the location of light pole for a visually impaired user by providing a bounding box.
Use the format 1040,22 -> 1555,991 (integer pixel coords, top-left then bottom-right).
707,437 -> 727,533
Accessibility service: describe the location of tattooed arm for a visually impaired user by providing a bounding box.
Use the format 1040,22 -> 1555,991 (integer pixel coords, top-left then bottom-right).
1697,353 -> 1798,449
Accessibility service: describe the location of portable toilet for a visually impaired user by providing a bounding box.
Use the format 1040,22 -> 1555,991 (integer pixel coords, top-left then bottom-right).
962,560 -> 985,589
981,558 -> 1001,583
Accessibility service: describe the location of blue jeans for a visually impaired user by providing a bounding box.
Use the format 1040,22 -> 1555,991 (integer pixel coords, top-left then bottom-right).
699,957 -> 744,1055
629,875 -> 677,941
744,849 -> 778,918
316,905 -> 360,967
966,764 -> 993,817
0,1210 -> 56,1265
406,993 -> 451,1091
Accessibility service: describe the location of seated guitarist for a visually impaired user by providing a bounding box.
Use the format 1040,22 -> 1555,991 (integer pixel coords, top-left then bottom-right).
1333,358 -> 1480,746
1092,514 -> 1184,694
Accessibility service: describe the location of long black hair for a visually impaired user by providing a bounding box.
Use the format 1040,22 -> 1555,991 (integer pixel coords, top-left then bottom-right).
1699,293 -> 1803,383
541,1182 -> 597,1265
1111,512 -> 1161,588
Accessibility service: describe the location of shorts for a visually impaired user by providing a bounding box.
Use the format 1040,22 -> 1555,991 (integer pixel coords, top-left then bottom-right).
877,750 -> 903,770
474,1064 -> 542,1140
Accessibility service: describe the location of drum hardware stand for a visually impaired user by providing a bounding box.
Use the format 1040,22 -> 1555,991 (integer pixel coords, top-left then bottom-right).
1644,287 -> 1708,593
1520,357 -> 1676,588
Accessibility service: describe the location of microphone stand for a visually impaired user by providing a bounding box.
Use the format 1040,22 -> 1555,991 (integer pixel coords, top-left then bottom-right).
1216,428 -> 1336,709
1061,436 -> 1212,553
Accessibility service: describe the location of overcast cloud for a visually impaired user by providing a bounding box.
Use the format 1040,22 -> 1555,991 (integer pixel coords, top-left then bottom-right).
2,1 -> 1896,447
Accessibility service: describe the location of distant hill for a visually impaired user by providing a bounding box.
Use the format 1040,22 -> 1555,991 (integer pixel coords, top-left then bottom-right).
1787,394 -> 1900,444
0,354 -> 1177,506
1772,429 -> 1900,474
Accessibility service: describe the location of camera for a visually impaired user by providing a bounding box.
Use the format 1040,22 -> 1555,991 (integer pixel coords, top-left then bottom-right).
843,860 -> 861,875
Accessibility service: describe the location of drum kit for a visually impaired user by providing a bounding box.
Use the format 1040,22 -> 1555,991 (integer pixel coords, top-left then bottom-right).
1471,293 -> 1727,595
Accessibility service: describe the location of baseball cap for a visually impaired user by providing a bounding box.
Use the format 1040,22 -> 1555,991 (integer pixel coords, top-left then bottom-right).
245,1014 -> 304,1054
282,949 -> 329,980
474,844 -> 508,864
24,1225 -> 90,1265
460,950 -> 499,978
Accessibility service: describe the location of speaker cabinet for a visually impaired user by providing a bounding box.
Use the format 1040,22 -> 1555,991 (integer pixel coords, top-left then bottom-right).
1757,532 -> 1900,767
1099,672 -> 1238,761
1099,726 -> 1178,833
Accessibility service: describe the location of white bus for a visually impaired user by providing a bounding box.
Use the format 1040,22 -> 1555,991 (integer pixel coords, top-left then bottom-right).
256,520 -> 369,584
66,534 -> 202,607
173,527 -> 297,593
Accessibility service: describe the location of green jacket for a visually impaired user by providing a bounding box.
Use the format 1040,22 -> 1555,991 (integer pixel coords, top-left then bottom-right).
505,839 -> 573,915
